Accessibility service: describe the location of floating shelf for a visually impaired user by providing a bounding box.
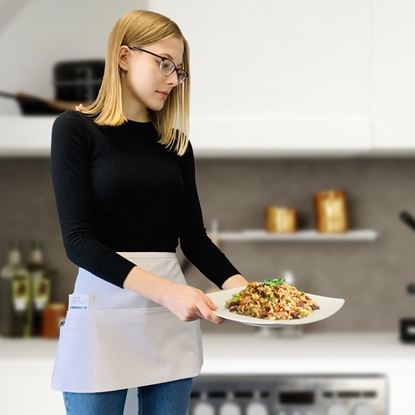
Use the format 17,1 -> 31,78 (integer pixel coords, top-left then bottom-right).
212,229 -> 379,242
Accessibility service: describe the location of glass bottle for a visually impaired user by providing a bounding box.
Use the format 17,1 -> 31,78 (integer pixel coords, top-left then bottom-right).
0,242 -> 32,337
27,241 -> 51,336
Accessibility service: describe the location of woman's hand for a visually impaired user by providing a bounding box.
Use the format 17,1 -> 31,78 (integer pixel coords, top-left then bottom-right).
159,282 -> 225,324
222,274 -> 249,290
123,266 -> 224,324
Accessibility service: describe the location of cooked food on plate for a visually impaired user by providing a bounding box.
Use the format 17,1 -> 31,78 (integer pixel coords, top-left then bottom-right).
225,279 -> 320,320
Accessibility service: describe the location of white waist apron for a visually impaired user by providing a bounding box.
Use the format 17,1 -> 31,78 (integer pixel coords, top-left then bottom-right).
51,252 -> 203,393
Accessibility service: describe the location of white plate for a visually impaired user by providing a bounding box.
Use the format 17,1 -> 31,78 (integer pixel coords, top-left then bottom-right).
206,286 -> 345,328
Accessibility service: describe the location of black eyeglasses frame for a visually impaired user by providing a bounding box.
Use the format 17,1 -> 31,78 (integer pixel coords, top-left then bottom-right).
126,46 -> 188,84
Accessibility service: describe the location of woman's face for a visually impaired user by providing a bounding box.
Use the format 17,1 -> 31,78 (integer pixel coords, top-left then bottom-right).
119,37 -> 185,115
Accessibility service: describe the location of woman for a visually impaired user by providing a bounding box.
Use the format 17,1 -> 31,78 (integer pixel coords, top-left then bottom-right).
50,9 -> 248,415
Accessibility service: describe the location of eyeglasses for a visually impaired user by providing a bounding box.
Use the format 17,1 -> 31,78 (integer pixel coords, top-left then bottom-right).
127,46 -> 188,84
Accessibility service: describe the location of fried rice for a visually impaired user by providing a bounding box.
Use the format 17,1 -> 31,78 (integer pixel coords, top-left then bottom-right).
225,280 -> 320,320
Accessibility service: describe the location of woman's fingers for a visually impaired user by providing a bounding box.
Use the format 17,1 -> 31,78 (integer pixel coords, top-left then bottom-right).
161,283 -> 225,324
204,295 -> 218,310
209,311 -> 225,324
194,298 -> 224,324
194,298 -> 212,320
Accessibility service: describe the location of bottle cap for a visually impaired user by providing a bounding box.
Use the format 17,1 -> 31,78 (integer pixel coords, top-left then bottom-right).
9,241 -> 21,249
31,241 -> 43,249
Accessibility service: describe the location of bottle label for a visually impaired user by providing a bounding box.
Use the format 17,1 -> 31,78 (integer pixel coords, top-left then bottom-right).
33,278 -> 51,310
12,280 -> 29,312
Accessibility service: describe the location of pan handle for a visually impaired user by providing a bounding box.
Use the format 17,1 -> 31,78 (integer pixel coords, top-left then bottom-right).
0,91 -> 18,99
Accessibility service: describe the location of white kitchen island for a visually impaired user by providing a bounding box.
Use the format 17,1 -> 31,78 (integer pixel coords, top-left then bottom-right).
0,332 -> 413,415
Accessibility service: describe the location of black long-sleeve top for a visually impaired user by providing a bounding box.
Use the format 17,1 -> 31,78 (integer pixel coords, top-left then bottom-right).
50,110 -> 240,288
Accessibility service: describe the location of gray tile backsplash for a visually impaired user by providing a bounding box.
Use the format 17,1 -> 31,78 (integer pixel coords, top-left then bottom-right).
1,157 -> 414,334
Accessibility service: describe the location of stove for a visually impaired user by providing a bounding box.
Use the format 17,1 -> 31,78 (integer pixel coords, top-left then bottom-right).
188,374 -> 386,415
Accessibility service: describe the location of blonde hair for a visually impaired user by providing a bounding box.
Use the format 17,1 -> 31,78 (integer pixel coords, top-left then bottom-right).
76,10 -> 190,156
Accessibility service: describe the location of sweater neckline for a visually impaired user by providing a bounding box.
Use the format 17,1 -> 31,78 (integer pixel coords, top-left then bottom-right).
126,119 -> 152,125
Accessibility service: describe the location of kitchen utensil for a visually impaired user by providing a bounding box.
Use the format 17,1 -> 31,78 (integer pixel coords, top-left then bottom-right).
401,319 -> 415,343
399,210 -> 415,231
0,59 -> 104,115
407,283 -> 415,294
398,210 -> 415,343
0,90 -> 63,115
206,286 -> 345,327
53,60 -> 105,102
314,190 -> 348,233
264,206 -> 297,233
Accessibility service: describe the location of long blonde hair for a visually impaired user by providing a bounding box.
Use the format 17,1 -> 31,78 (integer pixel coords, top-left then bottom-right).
76,10 -> 190,156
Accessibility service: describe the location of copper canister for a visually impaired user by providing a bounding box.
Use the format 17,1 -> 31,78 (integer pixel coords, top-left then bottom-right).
314,190 -> 348,233
264,206 -> 297,233
42,303 -> 67,338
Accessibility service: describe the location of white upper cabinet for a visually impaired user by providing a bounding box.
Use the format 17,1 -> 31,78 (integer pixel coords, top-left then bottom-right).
372,0 -> 415,151
150,0 -> 372,156
10,1 -> 415,157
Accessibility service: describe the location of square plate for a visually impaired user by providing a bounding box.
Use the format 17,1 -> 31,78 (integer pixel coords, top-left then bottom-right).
206,286 -> 345,327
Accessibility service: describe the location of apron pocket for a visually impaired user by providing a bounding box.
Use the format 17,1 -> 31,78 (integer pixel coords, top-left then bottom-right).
52,306 -> 202,392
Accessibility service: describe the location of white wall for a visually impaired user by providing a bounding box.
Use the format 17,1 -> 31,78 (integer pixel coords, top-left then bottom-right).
0,0 -> 148,114
149,0 -> 371,122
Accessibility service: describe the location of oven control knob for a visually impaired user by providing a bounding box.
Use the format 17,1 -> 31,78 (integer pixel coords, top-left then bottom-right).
246,402 -> 268,415
193,402 -> 215,415
219,402 -> 241,415
327,404 -> 347,415
353,403 -> 375,415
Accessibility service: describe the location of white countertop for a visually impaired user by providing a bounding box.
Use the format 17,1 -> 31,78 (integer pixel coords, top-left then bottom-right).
200,332 -> 415,376
1,332 -> 414,376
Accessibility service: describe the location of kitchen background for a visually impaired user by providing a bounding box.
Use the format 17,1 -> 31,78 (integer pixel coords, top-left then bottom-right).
1,0 -> 414,334
1,1 -> 415,414
1,157 -> 415,334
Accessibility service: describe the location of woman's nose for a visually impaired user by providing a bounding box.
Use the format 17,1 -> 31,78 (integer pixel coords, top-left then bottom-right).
166,71 -> 179,87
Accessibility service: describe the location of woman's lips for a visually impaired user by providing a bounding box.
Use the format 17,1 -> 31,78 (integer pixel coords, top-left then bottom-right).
156,91 -> 169,100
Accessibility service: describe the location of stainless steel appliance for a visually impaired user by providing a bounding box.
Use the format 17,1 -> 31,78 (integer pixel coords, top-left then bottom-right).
189,375 -> 386,415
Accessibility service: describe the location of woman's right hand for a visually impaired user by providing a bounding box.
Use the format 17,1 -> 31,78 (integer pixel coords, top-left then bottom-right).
123,266 -> 224,324
159,282 -> 225,324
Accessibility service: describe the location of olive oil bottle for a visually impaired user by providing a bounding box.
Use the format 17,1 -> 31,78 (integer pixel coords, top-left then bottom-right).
0,242 -> 32,337
27,241 -> 51,336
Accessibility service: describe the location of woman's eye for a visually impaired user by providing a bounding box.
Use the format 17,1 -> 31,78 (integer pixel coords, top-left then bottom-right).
156,60 -> 170,69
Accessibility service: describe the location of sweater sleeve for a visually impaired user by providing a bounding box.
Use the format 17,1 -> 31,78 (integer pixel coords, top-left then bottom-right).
178,140 -> 241,288
50,111 -> 137,288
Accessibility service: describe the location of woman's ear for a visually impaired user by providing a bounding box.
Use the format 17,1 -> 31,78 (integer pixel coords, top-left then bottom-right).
118,46 -> 130,72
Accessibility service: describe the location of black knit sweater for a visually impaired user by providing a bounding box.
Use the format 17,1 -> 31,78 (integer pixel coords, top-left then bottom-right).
50,110 -> 240,288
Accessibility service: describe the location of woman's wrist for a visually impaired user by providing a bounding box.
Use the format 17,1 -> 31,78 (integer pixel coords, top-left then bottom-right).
123,265 -> 174,304
221,274 -> 249,290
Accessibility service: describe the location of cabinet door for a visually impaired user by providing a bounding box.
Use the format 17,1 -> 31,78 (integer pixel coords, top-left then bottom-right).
373,0 -> 415,150
150,0 -> 372,155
